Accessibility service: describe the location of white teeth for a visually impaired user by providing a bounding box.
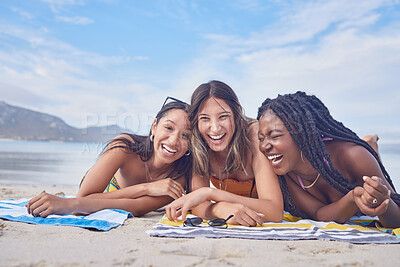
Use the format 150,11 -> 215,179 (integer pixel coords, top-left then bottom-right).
163,145 -> 177,153
267,154 -> 282,160
210,134 -> 224,140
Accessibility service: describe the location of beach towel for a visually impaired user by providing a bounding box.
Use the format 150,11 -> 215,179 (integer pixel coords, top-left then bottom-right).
0,198 -> 132,231
147,213 -> 400,244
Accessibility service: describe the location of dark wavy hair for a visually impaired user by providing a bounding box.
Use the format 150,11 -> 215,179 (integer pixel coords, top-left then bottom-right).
257,91 -> 399,218
103,100 -> 192,192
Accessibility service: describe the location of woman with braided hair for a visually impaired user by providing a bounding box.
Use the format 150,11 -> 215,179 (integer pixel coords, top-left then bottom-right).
257,91 -> 400,227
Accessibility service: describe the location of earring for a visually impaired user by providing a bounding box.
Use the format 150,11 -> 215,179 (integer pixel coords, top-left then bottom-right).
300,151 -> 306,163
150,134 -> 154,142
185,150 -> 191,156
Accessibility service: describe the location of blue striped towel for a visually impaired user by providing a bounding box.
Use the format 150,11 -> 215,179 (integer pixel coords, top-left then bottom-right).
0,198 -> 132,231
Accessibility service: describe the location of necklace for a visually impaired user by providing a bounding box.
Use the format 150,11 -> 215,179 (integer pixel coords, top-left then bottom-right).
211,152 -> 228,191
144,161 -> 170,182
144,161 -> 154,182
297,173 -> 320,190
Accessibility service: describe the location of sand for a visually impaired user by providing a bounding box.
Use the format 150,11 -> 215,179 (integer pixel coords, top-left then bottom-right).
0,183 -> 400,267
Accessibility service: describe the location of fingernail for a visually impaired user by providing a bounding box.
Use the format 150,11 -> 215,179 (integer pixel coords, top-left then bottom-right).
371,176 -> 378,181
363,176 -> 368,181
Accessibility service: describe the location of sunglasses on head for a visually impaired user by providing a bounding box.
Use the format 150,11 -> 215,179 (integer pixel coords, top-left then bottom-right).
162,96 -> 188,108
183,215 -> 234,228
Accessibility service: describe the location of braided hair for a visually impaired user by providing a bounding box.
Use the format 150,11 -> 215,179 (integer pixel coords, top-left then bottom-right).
257,91 -> 399,217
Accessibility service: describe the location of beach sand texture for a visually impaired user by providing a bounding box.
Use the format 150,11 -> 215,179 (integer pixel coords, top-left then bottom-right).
1,184 -> 400,267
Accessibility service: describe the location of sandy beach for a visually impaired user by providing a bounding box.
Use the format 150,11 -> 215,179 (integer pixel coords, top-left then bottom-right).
0,183 -> 399,267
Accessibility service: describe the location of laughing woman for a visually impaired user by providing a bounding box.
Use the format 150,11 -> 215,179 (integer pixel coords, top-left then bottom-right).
166,81 -> 283,226
256,91 -> 400,227
27,98 -> 192,217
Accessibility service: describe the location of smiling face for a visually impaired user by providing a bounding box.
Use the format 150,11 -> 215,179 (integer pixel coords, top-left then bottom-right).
151,109 -> 191,164
257,109 -> 302,175
197,97 -> 235,152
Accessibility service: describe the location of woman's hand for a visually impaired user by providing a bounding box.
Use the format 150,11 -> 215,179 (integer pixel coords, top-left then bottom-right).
26,192 -> 77,218
145,178 -> 185,200
353,176 -> 390,217
166,187 -> 212,222
217,202 -> 264,227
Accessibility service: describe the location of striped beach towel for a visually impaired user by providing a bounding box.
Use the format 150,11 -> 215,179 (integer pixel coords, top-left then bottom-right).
0,198 -> 132,231
147,213 -> 400,244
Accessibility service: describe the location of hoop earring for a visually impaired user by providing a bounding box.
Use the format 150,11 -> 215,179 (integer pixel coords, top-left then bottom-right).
150,134 -> 154,142
185,150 -> 191,156
300,151 -> 306,163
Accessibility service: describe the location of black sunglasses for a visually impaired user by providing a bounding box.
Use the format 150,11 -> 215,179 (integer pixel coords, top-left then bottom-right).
162,96 -> 188,108
183,215 -> 234,228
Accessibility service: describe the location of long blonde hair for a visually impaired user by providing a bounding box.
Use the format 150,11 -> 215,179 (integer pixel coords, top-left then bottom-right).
190,80 -> 253,178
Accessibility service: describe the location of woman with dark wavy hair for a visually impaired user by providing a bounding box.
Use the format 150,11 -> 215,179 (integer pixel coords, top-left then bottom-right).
27,98 -> 192,217
166,81 -> 283,226
257,91 -> 400,227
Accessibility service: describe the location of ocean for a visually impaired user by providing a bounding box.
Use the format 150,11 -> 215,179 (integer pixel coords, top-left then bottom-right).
0,140 -> 399,190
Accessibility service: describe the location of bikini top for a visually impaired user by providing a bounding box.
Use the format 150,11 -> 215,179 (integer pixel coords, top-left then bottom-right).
80,169 -> 120,193
210,176 -> 257,198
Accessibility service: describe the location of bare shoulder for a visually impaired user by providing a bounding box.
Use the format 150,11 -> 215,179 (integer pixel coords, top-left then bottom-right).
328,141 -> 372,163
327,141 -> 380,184
105,134 -> 136,150
191,172 -> 211,190
247,120 -> 259,142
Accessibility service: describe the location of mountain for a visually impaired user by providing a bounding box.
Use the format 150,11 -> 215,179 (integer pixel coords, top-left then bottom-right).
0,101 -> 130,142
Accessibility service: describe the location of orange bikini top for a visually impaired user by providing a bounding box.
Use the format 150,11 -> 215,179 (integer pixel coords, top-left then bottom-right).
210,176 -> 257,197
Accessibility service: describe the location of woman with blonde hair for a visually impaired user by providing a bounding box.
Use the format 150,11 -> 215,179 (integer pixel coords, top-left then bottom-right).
166,81 -> 283,226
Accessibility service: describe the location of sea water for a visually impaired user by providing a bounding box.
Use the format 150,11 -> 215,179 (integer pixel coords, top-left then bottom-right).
0,140 -> 102,186
0,140 -> 399,190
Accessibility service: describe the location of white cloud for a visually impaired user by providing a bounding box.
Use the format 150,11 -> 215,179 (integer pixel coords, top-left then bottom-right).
41,0 -> 85,13
2,0 -> 400,139
177,0 -> 400,136
55,15 -> 93,25
10,7 -> 34,19
0,22 -> 155,132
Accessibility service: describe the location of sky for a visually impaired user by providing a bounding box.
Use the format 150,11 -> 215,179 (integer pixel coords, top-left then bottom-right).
1,0 -> 400,142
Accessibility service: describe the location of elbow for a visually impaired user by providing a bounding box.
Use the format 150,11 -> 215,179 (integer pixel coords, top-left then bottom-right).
130,209 -> 148,217
130,204 -> 156,217
261,206 -> 283,223
314,211 -> 347,224
334,217 -> 348,224
267,212 -> 283,223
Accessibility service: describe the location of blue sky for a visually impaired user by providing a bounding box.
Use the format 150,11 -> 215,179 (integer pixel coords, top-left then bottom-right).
1,0 -> 400,142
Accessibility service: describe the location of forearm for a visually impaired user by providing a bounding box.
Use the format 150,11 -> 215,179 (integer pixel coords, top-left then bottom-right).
77,183 -> 148,199
75,195 -> 172,216
211,201 -> 282,223
193,188 -> 283,222
314,191 -> 359,223
378,199 -> 400,228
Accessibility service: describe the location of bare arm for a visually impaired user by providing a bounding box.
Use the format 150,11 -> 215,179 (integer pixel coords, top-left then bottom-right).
206,123 -> 284,223
166,123 -> 284,225
294,144 -> 400,226
341,145 -> 400,227
27,134 -> 186,217
26,192 -> 176,217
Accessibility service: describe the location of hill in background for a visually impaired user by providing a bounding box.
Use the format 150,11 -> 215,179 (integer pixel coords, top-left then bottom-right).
0,101 -> 129,142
